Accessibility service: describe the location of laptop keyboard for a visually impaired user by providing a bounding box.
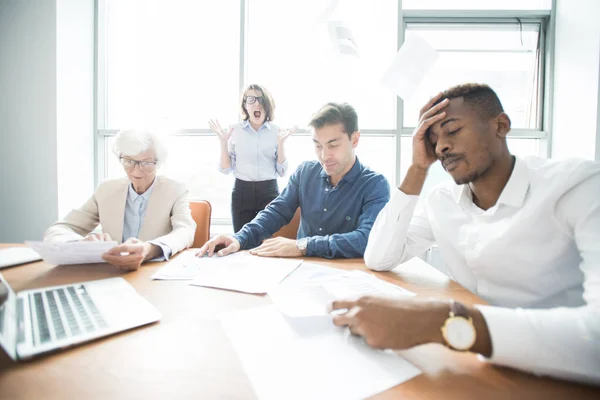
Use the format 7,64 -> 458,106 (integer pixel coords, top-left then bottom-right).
29,285 -> 108,346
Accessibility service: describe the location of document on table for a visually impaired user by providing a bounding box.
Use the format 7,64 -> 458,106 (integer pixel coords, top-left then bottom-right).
25,241 -> 117,265
221,305 -> 421,400
152,250 -> 203,280
270,267 -> 415,317
189,253 -> 303,294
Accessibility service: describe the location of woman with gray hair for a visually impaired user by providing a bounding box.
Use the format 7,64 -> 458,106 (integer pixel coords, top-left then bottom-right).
44,130 -> 196,271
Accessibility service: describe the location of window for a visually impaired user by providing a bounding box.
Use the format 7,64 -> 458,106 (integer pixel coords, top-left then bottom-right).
246,0 -> 397,129
97,1 -> 550,226
403,22 -> 542,129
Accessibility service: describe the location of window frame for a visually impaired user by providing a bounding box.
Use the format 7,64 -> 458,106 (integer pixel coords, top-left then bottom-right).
94,1 -> 553,227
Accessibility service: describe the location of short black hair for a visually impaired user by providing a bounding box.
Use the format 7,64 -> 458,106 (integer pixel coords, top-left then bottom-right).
435,83 -> 504,120
308,102 -> 358,138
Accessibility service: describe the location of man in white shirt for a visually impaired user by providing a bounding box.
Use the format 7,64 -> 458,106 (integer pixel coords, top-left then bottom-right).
331,83 -> 600,384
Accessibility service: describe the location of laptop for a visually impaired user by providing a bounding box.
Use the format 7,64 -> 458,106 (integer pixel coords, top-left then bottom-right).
0,248 -> 43,269
0,273 -> 161,360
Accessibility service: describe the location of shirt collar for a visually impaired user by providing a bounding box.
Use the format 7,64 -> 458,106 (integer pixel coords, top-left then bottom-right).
128,177 -> 156,203
452,157 -> 530,208
496,157 -> 530,208
319,157 -> 363,184
242,120 -> 271,132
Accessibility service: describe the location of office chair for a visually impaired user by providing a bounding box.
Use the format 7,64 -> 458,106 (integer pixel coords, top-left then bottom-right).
273,207 -> 301,240
190,200 -> 212,248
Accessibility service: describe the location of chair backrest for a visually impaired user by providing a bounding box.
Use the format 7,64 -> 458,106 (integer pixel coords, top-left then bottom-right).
272,207 -> 301,240
190,200 -> 212,248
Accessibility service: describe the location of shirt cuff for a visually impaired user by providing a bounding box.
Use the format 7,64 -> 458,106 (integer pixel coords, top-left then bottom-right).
305,236 -> 327,258
148,240 -> 172,261
276,159 -> 288,176
233,233 -> 248,250
218,165 -> 232,174
475,305 -> 538,366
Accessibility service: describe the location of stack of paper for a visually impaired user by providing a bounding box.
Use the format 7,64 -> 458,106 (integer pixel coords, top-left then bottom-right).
221,305 -> 421,400
270,265 -> 415,317
189,253 -> 303,294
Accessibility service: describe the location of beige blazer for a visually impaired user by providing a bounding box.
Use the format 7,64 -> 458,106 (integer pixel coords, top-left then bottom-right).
44,176 -> 196,255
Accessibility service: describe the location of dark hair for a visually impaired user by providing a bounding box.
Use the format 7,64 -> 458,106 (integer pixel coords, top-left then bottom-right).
240,84 -> 275,121
435,83 -> 504,120
308,102 -> 358,138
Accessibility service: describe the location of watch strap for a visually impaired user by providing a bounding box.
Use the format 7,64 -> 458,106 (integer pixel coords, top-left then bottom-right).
450,300 -> 470,319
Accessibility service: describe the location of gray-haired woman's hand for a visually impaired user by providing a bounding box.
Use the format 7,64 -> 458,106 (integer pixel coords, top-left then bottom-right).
208,119 -> 233,144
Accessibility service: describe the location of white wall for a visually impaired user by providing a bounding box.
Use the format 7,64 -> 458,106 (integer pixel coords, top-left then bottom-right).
56,0 -> 94,218
0,0 -> 59,242
0,0 -> 94,243
551,0 -> 600,160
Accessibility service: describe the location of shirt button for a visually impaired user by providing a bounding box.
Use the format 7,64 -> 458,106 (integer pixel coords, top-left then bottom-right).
323,208 -> 327,212
325,188 -> 329,192
319,228 -> 322,231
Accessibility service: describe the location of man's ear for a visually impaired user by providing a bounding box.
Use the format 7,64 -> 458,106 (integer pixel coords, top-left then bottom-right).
350,131 -> 361,148
496,113 -> 511,138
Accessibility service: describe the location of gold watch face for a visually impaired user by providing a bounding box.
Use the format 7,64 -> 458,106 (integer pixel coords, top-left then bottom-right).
442,316 -> 476,351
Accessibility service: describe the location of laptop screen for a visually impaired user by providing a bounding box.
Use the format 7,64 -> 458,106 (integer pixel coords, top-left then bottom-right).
0,274 -> 17,360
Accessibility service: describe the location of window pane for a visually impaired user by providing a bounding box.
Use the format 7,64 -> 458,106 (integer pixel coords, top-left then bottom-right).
102,0 -> 240,129
403,23 -> 541,129
403,0 -> 551,10
507,138 -> 540,158
247,0 -> 397,129
106,135 -> 235,220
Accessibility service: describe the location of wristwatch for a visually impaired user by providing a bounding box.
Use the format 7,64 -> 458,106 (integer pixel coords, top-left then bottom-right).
441,301 -> 476,351
296,238 -> 308,255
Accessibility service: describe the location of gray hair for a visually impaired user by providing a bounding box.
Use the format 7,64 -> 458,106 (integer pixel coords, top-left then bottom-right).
111,130 -> 168,168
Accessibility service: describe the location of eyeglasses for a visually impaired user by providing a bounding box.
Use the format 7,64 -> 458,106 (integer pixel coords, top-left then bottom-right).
120,157 -> 158,173
245,95 -> 264,105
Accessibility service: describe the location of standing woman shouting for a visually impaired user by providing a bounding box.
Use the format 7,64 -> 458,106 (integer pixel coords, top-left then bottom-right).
209,84 -> 296,232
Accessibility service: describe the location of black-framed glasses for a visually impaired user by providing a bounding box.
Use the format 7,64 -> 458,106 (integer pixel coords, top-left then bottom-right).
119,156 -> 158,173
245,95 -> 264,105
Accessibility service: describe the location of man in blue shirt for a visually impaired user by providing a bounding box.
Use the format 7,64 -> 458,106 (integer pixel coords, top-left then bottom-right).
198,102 -> 390,259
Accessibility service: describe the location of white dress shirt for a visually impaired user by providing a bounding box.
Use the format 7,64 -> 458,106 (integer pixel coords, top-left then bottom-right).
365,156 -> 600,384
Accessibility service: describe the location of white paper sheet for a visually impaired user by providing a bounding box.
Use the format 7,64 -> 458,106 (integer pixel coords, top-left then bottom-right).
327,21 -> 359,57
189,253 -> 302,294
25,241 -> 117,265
0,247 -> 42,269
270,268 -> 415,317
152,250 -> 204,280
221,305 -> 421,400
381,35 -> 439,100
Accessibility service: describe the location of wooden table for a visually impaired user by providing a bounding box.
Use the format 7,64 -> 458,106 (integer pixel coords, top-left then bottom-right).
0,244 -> 598,399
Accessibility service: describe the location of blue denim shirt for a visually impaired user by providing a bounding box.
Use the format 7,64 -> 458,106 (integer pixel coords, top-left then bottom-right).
234,158 -> 390,259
